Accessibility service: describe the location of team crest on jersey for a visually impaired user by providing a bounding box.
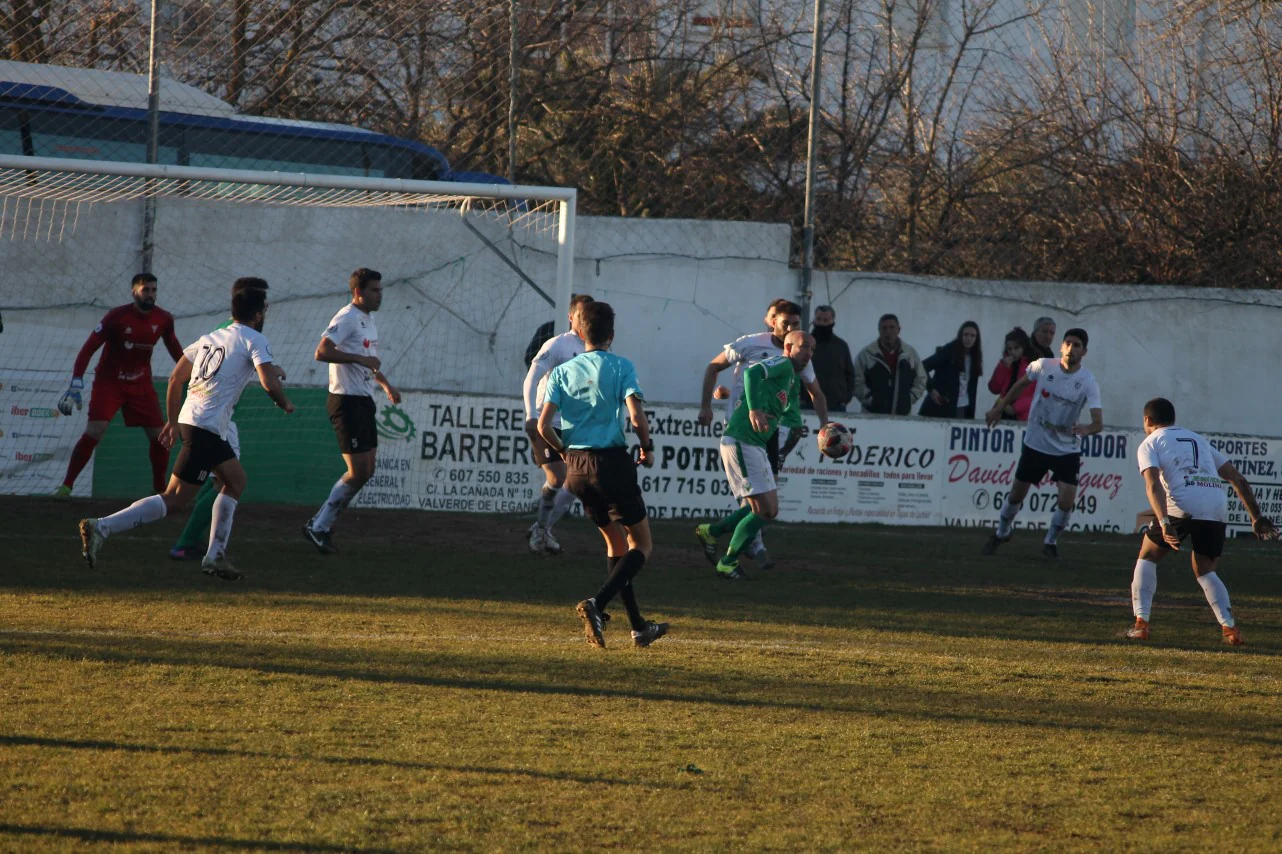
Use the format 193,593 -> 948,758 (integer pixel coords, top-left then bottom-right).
363,339 -> 370,348
124,327 -> 132,334
776,390 -> 788,406
151,325 -> 158,333
1046,374 -> 1054,382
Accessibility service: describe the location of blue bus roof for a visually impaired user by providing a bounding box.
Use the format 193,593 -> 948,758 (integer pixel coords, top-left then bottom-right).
0,78 -> 453,176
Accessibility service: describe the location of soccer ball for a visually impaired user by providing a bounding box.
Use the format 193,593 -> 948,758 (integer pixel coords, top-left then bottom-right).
817,422 -> 853,459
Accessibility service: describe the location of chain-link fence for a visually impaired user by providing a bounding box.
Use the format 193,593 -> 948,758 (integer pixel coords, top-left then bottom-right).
1,0 -> 1280,287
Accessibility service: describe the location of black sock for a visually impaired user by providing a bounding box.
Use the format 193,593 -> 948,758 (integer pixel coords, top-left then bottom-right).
593,549 -> 645,610
620,583 -> 647,632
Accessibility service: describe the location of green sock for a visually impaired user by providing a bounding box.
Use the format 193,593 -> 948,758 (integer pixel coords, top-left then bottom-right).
175,479 -> 218,549
710,505 -> 753,537
727,512 -> 769,560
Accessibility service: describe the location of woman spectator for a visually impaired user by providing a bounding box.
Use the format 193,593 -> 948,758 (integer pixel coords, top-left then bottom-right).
919,321 -> 983,419
987,327 -> 1034,421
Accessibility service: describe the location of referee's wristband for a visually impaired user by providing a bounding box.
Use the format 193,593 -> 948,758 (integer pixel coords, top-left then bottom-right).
1160,517 -> 1173,528
639,440 -> 654,452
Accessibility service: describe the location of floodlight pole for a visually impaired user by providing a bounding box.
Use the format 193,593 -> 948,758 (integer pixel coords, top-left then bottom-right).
141,0 -> 162,274
799,0 -> 825,325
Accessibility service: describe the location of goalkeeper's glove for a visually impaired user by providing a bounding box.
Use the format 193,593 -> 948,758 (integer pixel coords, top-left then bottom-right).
57,378 -> 84,416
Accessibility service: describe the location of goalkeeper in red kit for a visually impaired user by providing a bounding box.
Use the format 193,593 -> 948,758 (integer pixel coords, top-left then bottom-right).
55,273 -> 184,497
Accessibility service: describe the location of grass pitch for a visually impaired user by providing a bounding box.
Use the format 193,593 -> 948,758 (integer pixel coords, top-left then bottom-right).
2,495 -> 1281,851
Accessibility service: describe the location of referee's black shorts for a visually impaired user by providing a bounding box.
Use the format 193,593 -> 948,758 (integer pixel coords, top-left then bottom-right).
1145,517 -> 1227,558
328,393 -> 378,454
173,424 -> 236,485
565,447 -> 648,528
1014,443 -> 1081,487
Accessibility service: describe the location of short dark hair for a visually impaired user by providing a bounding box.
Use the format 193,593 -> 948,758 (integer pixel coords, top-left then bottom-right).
232,287 -> 267,323
1144,397 -> 1175,426
768,298 -> 802,318
569,293 -> 594,311
1063,327 -> 1089,348
232,276 -> 269,295
579,301 -> 615,346
814,305 -> 835,317
350,268 -> 382,292
878,313 -> 899,325
132,273 -> 157,288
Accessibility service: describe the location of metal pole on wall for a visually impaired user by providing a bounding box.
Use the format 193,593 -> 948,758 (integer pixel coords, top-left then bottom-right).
140,0 -> 161,274
507,0 -> 520,183
799,0 -> 825,325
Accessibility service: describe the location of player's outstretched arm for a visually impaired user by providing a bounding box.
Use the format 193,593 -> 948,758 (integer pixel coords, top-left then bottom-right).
537,402 -> 562,453
1073,408 -> 1104,437
59,323 -> 108,415
162,321 -> 184,363
698,353 -> 732,426
626,394 -> 654,467
986,373 -> 1031,428
256,363 -> 294,414
803,378 -> 829,425
1142,467 -> 1181,549
314,336 -> 379,372
161,356 -> 195,449
1218,461 -> 1279,541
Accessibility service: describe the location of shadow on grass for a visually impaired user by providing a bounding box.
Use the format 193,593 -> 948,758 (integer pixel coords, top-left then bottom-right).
0,733 -> 674,790
3,630 -> 1280,750
0,823 -> 395,852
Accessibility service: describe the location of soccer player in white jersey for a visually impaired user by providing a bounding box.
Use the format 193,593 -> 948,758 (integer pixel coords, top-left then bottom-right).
1125,398 -> 1277,645
303,268 -> 401,554
78,284 -> 294,580
696,298 -> 829,568
981,328 -> 1102,558
522,293 -> 594,555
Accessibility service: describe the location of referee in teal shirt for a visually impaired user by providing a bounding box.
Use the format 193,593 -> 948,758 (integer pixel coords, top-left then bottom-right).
539,301 -> 669,649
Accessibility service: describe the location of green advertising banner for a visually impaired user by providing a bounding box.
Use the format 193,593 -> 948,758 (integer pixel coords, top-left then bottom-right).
92,384 -> 345,504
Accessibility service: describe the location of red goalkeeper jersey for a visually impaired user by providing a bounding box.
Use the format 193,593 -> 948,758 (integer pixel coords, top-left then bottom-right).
73,303 -> 184,384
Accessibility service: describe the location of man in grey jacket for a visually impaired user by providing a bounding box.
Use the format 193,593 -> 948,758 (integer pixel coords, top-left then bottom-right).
853,314 -> 927,415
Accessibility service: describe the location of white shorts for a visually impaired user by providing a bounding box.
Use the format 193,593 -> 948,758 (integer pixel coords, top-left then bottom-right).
720,437 -> 776,500
226,420 -> 241,459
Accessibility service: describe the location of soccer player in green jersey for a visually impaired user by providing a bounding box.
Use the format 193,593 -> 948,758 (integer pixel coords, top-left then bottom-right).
168,277 -> 280,560
696,330 -> 815,579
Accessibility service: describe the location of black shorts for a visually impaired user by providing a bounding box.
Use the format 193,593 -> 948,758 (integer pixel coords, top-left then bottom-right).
565,447 -> 647,528
530,427 -> 564,467
1015,443 -> 1081,487
173,424 -> 236,485
1145,517 -> 1227,558
328,393 -> 378,454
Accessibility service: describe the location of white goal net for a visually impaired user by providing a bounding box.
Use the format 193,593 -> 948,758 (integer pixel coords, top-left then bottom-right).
0,155 -> 575,499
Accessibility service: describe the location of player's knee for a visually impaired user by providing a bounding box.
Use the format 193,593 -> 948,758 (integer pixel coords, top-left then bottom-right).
84,422 -> 108,440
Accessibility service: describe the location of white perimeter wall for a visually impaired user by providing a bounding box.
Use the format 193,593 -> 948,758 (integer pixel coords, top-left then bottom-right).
3,208 -> 1278,437
582,219 -> 1282,438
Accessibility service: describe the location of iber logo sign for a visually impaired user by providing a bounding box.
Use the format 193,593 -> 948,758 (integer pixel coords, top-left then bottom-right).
10,405 -> 58,418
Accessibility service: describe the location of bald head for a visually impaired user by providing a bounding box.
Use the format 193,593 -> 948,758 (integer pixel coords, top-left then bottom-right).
784,330 -> 815,371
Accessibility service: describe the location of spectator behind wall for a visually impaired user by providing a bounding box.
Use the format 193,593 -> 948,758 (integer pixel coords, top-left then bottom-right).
919,321 -> 983,420
853,313 -> 926,415
802,304 -> 855,412
987,327 -> 1034,421
1030,316 -> 1056,360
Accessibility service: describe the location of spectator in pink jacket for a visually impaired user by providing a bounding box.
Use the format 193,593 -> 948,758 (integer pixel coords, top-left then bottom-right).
987,327 -> 1034,421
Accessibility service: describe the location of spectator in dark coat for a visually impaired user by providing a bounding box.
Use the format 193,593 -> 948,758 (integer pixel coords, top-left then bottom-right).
1030,316 -> 1056,360
919,321 -> 984,419
987,327 -> 1034,421
853,314 -> 926,415
803,305 -> 855,412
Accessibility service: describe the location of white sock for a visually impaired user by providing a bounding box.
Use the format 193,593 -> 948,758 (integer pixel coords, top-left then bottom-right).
98,494 -> 167,538
206,493 -> 238,562
535,485 -> 556,527
547,487 -> 577,531
1196,572 -> 1235,627
1045,507 -> 1073,545
996,501 -> 1022,538
311,478 -> 358,533
1131,559 -> 1157,620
